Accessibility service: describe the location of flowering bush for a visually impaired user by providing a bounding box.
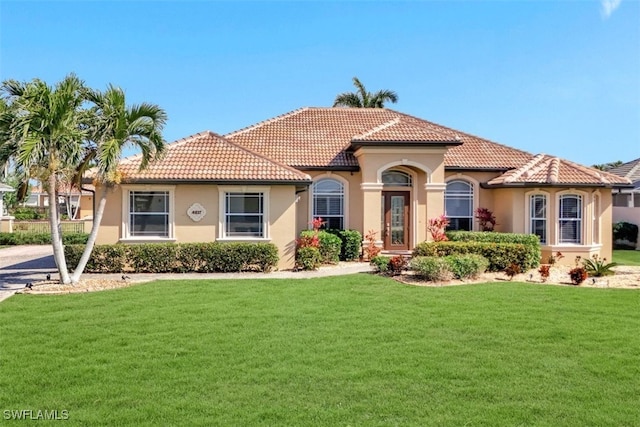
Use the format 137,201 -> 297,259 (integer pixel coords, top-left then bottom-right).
364,230 -> 381,260
569,267 -> 588,285
427,215 -> 449,242
538,264 -> 551,282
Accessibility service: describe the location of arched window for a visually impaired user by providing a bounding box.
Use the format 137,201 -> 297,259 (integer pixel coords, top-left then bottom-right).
445,180 -> 473,231
530,194 -> 547,244
312,179 -> 344,229
382,170 -> 412,187
559,194 -> 582,244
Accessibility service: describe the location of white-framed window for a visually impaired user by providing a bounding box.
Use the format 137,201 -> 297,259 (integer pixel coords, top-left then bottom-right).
445,180 -> 474,231
529,194 -> 547,244
224,192 -> 265,238
129,190 -> 171,237
592,193 -> 600,245
558,194 -> 582,244
312,178 -> 344,230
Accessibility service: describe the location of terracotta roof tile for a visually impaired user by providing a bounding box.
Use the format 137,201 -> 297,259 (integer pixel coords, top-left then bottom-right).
486,154 -> 632,187
118,131 -> 311,183
226,107 -> 533,170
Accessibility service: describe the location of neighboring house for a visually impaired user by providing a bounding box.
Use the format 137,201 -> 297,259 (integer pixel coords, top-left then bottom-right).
95,107 -> 631,269
23,183 -> 95,220
0,182 -> 14,217
608,158 -> 640,248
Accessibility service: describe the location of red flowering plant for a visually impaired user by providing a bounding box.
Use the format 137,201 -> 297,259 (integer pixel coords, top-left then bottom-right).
296,217 -> 324,249
364,229 -> 381,260
475,207 -> 497,231
427,215 -> 450,242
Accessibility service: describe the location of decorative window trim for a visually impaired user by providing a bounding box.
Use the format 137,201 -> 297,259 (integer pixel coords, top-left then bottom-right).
525,190 -> 549,245
218,186 -> 270,241
592,191 -> 601,245
444,176 -> 479,231
121,185 -> 176,241
308,174 -> 349,230
556,190 -> 586,245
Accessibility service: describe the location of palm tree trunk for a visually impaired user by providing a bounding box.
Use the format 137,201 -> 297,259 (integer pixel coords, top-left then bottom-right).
48,174 -> 71,284
69,185 -> 108,284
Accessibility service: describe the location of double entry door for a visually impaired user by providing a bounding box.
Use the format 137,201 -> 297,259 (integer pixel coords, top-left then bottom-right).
381,191 -> 410,251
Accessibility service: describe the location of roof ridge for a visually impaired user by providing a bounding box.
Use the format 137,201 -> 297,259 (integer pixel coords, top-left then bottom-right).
625,159 -> 640,180
503,154 -> 545,183
354,117 -> 400,139
224,107 -> 309,138
547,157 -> 560,183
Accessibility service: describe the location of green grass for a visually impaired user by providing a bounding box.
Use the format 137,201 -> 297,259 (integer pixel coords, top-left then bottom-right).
1,275 -> 639,426
613,249 -> 640,266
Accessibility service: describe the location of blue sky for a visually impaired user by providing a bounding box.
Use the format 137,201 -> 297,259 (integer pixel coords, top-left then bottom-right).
1,0 -> 638,167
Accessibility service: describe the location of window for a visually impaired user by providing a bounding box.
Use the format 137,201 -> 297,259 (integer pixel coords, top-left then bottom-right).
559,194 -> 582,244
313,179 -> 344,229
382,170 -> 412,187
225,192 -> 264,238
129,191 -> 170,237
530,194 -> 547,244
445,180 -> 473,231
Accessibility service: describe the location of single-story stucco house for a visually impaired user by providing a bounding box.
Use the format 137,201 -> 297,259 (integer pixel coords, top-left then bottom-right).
94,107 -> 632,269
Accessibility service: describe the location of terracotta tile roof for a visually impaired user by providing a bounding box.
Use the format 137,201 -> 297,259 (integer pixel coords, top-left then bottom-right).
608,158 -> 640,184
225,107 -> 533,170
117,131 -> 311,183
485,154 -> 632,187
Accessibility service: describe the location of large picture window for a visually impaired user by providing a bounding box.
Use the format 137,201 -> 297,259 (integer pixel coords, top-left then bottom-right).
530,194 -> 547,244
559,194 -> 582,244
129,191 -> 170,237
313,179 -> 344,230
225,192 -> 264,238
445,180 -> 473,231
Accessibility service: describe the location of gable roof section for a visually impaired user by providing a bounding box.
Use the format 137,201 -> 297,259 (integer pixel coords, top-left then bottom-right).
117,131 -> 311,184
225,107 -> 532,170
484,154 -> 632,188
608,158 -> 640,186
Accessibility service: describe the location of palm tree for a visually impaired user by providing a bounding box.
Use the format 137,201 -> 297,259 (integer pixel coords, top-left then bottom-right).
333,77 -> 398,108
1,75 -> 87,284
69,84 -> 167,283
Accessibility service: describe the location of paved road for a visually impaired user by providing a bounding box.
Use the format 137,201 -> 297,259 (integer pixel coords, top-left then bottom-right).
0,246 -> 57,298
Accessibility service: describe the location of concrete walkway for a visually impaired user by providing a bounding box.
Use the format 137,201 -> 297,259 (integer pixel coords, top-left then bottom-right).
0,245 -> 374,302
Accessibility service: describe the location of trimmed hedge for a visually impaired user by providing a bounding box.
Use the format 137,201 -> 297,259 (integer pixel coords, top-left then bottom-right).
410,257 -> 453,281
64,242 -> 279,273
446,230 -> 540,246
326,229 -> 362,261
410,254 -> 489,281
613,221 -> 638,243
0,232 -> 89,245
413,241 -> 538,272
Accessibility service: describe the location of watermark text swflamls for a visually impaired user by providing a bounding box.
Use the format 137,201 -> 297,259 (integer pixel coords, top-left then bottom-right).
3,409 -> 69,421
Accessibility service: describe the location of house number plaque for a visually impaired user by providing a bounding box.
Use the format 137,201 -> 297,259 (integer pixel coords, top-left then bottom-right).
187,203 -> 206,222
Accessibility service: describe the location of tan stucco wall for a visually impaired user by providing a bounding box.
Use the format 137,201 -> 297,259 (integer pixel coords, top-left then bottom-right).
96,183 -> 298,270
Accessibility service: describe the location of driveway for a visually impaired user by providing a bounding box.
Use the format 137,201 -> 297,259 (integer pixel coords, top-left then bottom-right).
0,245 -> 57,293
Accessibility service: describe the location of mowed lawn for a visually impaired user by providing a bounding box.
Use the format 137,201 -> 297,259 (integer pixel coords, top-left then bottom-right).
1,275 -> 639,426
614,249 -> 640,266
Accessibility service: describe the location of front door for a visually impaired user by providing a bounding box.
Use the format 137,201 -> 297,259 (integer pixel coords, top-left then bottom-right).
382,191 -> 410,250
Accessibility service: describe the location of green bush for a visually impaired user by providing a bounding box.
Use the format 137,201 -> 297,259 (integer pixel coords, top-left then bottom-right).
613,221 -> 638,243
444,254 -> 489,279
326,229 -> 362,261
370,256 -> 390,273
410,256 -> 453,281
0,232 -> 89,245
11,207 -> 45,220
300,230 -> 341,264
64,242 -> 279,273
413,241 -> 537,272
296,246 -> 322,271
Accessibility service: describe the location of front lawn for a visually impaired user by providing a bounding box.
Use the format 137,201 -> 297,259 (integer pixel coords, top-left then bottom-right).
1,276 -> 639,426
613,249 -> 640,266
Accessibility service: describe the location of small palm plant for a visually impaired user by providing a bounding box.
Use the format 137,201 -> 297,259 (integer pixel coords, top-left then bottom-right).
582,255 -> 618,277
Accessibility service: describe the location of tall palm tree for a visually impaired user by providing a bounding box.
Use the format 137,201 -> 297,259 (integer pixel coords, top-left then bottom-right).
69,84 -> 167,283
333,77 -> 398,108
1,75 -> 87,284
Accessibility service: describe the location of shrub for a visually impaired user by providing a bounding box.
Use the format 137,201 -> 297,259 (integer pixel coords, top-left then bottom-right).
370,256 -> 390,273
582,254 -> 617,277
363,230 -> 381,260
413,241 -> 537,272
613,221 -> 638,243
389,255 -> 408,275
64,242 -> 279,273
569,267 -> 588,285
326,229 -> 362,261
296,246 -> 321,271
0,232 -> 88,245
504,263 -> 521,281
475,207 -> 497,231
538,264 -> 551,282
10,207 -> 45,220
299,230 -> 341,265
444,254 -> 489,279
410,256 -> 453,282
427,215 -> 449,241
